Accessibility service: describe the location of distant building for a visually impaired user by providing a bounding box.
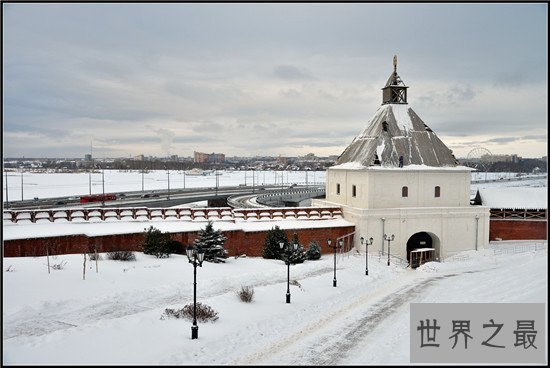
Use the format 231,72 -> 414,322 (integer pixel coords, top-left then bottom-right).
134,154 -> 145,161
194,151 -> 225,164
481,154 -> 521,163
84,154 -> 92,161
277,155 -> 288,165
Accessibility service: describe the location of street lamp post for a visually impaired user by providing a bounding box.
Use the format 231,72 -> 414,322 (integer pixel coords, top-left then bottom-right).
280,240 -> 298,303
360,237 -> 373,276
167,168 -> 170,200
381,217 -> 386,255
384,234 -> 395,266
141,164 -> 145,193
20,171 -> 23,201
101,166 -> 105,207
186,245 -> 205,339
475,214 -> 480,251
327,238 -> 343,287
5,170 -> 9,208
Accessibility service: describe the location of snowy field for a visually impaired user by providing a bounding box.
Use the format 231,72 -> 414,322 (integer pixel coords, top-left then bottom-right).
2,170 -> 326,201
3,170 -> 547,202
2,240 -> 547,365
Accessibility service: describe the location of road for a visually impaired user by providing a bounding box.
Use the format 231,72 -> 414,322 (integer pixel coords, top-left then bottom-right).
4,185 -> 288,210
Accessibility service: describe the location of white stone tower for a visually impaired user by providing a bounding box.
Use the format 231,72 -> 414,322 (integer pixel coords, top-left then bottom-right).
314,57 -> 490,262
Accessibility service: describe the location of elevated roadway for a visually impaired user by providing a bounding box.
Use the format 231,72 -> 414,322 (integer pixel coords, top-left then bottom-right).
3,185 -> 300,211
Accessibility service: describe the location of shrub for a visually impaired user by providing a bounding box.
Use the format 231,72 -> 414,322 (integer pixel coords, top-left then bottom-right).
51,260 -> 68,270
107,251 -> 136,261
237,285 -> 254,303
161,302 -> 219,322
305,241 -> 322,260
88,253 -> 103,261
142,226 -> 171,258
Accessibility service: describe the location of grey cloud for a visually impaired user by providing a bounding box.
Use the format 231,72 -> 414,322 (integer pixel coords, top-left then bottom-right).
521,135 -> 547,142
4,124 -> 71,139
416,84 -> 476,109
191,121 -> 224,133
492,71 -> 534,88
482,137 -> 520,144
273,65 -> 313,81
446,84 -> 476,103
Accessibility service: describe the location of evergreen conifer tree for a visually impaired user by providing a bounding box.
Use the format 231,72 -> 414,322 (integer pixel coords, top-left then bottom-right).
305,240 -> 322,260
142,226 -> 171,258
193,221 -> 228,263
287,232 -> 306,264
262,226 -> 288,260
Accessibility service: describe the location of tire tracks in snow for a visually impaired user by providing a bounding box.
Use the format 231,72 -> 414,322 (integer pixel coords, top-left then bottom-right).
235,269 -> 484,365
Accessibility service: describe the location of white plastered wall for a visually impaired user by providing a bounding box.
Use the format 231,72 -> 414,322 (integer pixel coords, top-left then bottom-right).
313,201 -> 490,260
326,168 -> 471,209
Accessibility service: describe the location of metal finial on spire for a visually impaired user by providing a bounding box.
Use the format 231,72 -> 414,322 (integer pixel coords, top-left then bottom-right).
393,55 -> 397,72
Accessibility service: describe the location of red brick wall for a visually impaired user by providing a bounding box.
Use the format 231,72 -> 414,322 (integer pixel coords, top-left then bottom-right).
489,220 -> 547,241
3,226 -> 355,258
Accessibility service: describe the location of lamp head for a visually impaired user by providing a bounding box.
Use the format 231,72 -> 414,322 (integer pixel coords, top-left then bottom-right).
186,245 -> 194,261
197,248 -> 205,264
338,239 -> 343,247
327,238 -> 332,246
360,237 -> 364,244
369,237 -> 373,244
279,241 -> 285,249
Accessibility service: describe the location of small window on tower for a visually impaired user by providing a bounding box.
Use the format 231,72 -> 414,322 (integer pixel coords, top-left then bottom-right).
402,186 -> 408,197
336,183 -> 340,195
352,185 -> 357,197
435,186 -> 441,198
382,122 -> 389,132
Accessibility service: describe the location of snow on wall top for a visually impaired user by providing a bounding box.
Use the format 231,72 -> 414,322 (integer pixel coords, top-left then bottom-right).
331,163 -> 473,171
336,104 -> 459,168
478,187 -> 547,210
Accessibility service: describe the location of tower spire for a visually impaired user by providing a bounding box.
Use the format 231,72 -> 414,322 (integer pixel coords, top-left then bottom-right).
382,55 -> 408,105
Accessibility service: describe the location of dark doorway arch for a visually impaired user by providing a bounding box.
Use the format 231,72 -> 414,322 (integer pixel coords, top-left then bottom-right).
406,232 -> 433,261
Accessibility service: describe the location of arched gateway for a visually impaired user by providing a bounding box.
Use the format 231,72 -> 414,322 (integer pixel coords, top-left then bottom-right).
406,232 -> 440,263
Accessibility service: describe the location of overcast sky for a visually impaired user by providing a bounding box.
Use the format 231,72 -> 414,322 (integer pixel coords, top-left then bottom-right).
3,3 -> 548,159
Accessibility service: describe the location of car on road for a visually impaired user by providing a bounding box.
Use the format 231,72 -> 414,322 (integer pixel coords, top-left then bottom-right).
55,201 -> 67,205
140,194 -> 151,198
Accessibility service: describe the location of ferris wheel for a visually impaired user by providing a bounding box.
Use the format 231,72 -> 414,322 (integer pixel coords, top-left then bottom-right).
466,147 -> 492,180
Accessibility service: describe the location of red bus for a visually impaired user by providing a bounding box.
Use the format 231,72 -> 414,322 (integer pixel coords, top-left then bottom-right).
80,194 -> 117,204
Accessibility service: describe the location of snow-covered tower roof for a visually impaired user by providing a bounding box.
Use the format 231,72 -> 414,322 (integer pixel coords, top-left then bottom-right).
336,56 -> 459,168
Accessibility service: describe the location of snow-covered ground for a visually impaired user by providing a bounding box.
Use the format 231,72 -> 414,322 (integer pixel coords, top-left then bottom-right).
3,169 -> 546,201
3,240 -> 547,365
2,170 -> 326,201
